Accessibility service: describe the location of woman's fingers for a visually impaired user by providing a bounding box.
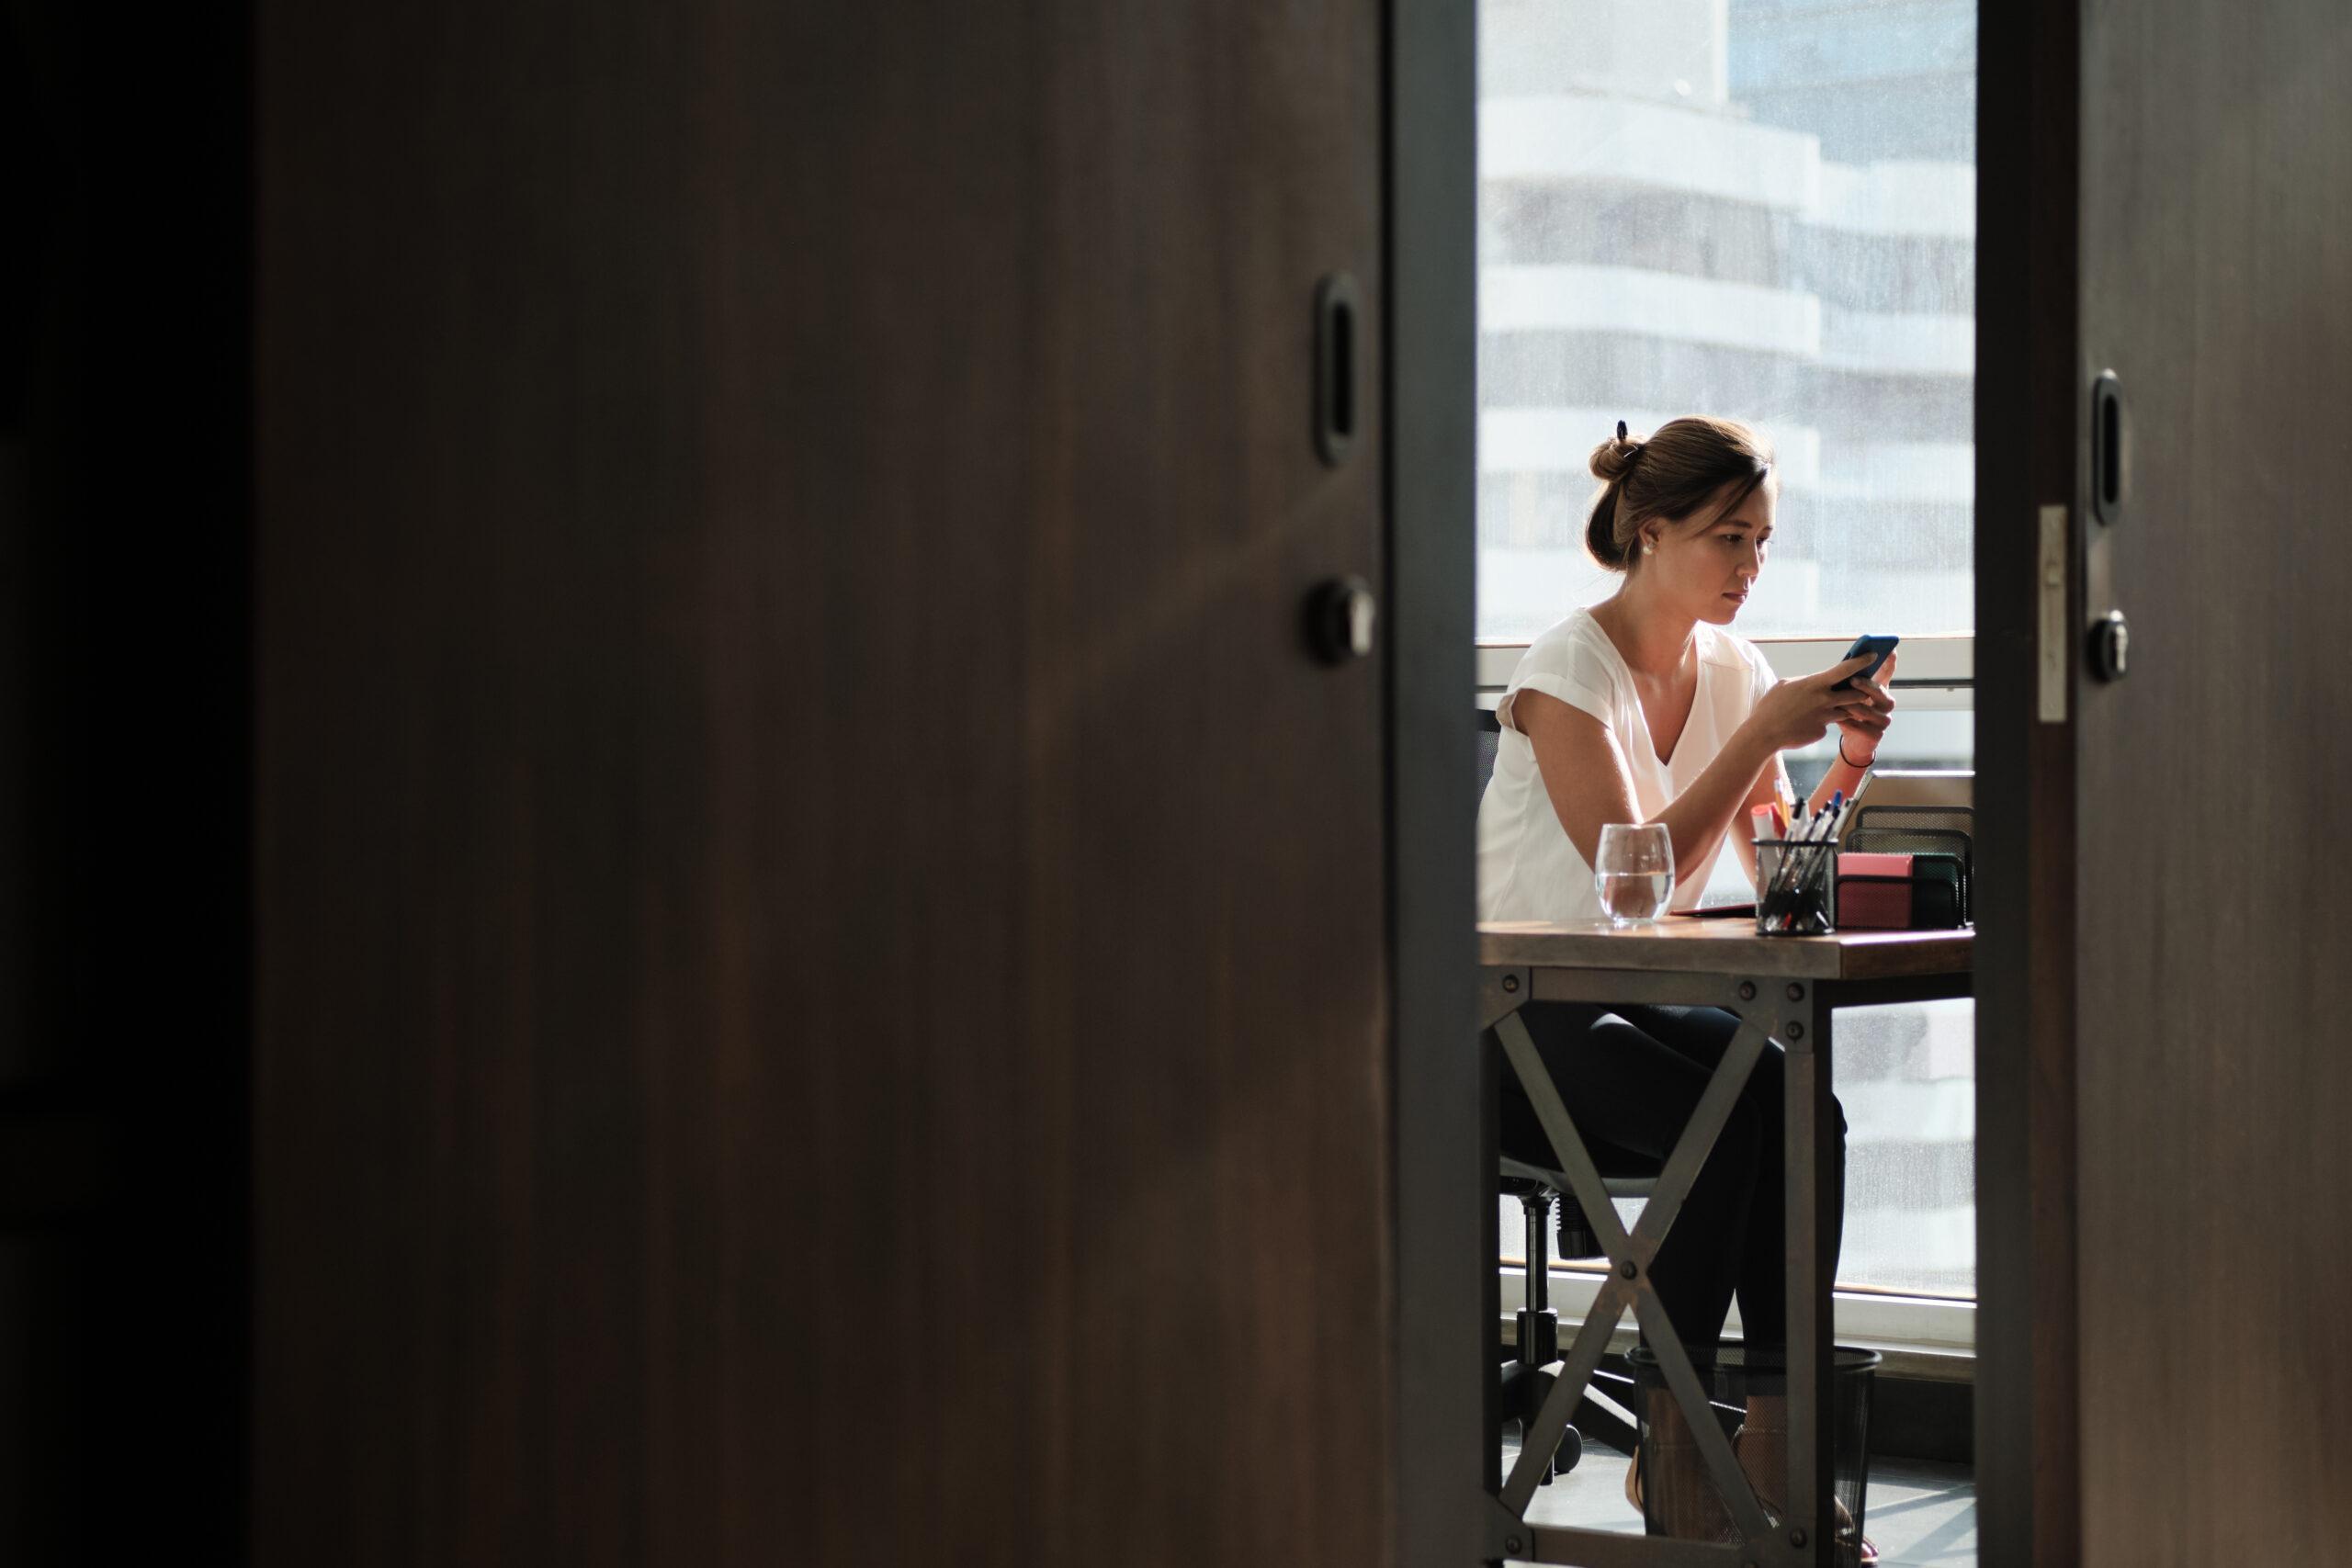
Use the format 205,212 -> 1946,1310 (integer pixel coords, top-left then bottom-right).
1832,689 -> 1891,722
1827,685 -> 1886,716
1840,686 -> 1892,716
1826,649 -> 1898,753
1815,653 -> 1878,687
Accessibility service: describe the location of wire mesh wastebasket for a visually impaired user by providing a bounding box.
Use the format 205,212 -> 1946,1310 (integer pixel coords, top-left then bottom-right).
1625,1343 -> 1880,1562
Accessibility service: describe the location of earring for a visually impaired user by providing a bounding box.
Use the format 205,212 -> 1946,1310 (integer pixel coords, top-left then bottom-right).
1643,542 -> 1656,555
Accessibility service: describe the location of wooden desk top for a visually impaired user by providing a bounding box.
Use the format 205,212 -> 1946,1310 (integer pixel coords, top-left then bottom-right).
1477,918 -> 1973,983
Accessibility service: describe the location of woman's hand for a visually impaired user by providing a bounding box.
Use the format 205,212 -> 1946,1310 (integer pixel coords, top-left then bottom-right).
1747,653 -> 1883,753
1834,652 -> 1897,765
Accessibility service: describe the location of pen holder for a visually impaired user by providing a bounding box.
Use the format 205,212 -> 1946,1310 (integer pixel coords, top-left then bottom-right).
1756,839 -> 1837,936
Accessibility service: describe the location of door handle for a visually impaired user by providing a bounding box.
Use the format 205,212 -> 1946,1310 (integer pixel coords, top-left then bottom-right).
1314,273 -> 1359,468
2090,370 -> 2125,525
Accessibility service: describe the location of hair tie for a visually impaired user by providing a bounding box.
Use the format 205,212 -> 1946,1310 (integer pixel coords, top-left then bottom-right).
1616,419 -> 1629,443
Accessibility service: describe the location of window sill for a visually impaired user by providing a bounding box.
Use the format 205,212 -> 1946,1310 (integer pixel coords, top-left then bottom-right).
1476,633 -> 1976,712
1501,1265 -> 1975,1382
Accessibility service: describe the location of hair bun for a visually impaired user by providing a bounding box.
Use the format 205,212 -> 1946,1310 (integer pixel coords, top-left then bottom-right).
1589,426 -> 1644,483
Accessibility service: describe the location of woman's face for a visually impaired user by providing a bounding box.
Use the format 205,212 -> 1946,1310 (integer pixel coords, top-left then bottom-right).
1637,479 -> 1775,626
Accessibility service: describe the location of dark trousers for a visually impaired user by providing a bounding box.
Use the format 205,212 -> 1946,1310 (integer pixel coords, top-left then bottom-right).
1498,1001 -> 1847,1354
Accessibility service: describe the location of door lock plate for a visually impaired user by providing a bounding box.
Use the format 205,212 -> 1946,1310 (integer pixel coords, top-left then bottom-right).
2089,609 -> 2129,682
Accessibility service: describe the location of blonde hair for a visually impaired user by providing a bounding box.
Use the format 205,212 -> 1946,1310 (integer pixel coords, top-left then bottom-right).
1586,416 -> 1776,571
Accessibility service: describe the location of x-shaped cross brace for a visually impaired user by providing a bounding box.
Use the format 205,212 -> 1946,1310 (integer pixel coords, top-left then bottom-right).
1489,1002 -> 1779,1544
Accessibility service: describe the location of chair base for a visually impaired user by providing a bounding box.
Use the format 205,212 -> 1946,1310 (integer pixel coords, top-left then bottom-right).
1497,1356 -> 1583,1482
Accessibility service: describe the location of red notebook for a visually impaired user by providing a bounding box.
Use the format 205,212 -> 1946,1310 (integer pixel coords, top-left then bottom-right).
1837,851 -> 1915,929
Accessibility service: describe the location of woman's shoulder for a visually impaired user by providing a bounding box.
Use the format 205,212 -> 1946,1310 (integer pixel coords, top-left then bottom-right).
1521,606 -> 1611,660
1514,608 -> 1621,682
1501,608 -> 1625,724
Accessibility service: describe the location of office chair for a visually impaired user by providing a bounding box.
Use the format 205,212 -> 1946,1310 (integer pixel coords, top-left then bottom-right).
1478,708 -> 1655,1477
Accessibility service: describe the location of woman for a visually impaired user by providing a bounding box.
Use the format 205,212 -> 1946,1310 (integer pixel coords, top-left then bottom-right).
1477,416 -> 1894,1551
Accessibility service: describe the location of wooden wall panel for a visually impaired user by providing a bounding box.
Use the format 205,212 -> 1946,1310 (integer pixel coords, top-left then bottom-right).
254,3 -> 1393,1565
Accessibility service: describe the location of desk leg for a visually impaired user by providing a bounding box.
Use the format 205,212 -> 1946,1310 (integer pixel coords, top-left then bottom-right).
1783,986 -> 1833,1567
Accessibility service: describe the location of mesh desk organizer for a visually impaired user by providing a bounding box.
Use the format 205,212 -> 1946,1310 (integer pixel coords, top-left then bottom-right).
1835,805 -> 1973,930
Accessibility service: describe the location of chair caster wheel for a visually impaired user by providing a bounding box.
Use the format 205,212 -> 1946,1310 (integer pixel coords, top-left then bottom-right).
1517,1422 -> 1583,1484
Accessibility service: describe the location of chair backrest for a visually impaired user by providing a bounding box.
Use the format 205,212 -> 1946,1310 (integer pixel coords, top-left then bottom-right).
1476,706 -> 1502,796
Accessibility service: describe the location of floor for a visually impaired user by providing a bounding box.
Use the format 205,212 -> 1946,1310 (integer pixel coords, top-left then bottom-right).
1503,1438 -> 1976,1566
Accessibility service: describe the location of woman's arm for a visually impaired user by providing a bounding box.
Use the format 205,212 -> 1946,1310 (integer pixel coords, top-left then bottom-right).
1805,654 -> 1898,816
1728,754 -> 1785,893
1737,663 -> 1894,893
1512,689 -> 1778,881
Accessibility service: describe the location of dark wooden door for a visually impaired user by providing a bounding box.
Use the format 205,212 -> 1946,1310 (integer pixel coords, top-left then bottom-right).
1973,3 -> 2085,1559
1981,0 -> 2352,1561
252,4 -> 1393,1566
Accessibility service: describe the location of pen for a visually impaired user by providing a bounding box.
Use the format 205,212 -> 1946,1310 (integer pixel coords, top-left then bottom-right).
1770,791 -> 1841,916
1779,812 -> 1826,921
1767,816 -> 1815,904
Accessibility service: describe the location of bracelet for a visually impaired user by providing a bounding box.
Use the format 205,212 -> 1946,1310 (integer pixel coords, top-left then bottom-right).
1838,734 -> 1877,770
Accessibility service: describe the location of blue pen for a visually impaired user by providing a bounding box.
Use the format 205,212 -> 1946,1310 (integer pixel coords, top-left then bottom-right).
1803,790 -> 1844,846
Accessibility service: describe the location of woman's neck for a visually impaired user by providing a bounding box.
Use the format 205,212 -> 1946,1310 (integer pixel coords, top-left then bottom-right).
1592,578 -> 1697,678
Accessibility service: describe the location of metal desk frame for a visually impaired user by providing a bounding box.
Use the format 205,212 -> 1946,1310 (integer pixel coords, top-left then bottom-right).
1479,928 -> 1973,1568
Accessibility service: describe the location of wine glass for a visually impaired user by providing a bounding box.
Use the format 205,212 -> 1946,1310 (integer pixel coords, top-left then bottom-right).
1594,823 -> 1675,927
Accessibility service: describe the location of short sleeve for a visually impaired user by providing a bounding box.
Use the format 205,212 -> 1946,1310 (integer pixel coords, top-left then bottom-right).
1500,627 -> 1617,733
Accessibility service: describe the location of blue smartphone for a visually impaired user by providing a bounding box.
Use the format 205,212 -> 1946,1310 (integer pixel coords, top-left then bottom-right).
1838,633 -> 1900,687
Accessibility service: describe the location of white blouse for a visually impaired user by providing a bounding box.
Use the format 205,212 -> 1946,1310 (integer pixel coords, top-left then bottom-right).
1477,608 -> 1779,923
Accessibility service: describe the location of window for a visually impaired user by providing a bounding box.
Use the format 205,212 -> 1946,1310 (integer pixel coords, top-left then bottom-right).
1476,0 -> 1975,643
1479,0 -> 1979,1311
